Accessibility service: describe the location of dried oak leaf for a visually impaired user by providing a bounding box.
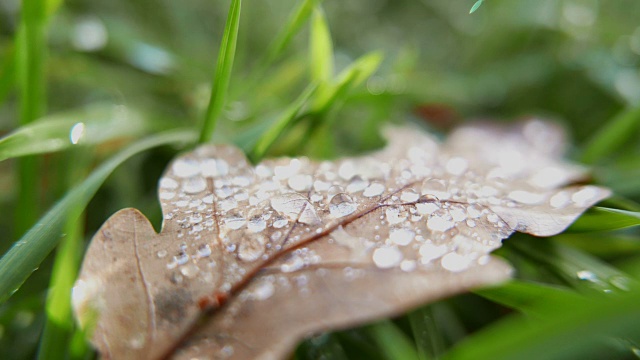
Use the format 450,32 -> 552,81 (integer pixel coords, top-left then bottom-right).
72,120 -> 610,360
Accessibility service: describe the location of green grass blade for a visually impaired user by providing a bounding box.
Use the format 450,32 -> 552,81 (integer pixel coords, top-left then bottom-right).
0,44 -> 16,105
408,307 -> 442,360
443,288 -> 640,360
198,0 -> 242,144
568,207 -> 640,232
0,104 -> 148,161
0,129 -> 196,303
312,51 -> 383,113
476,280 -> 581,316
260,0 -> 320,72
250,83 -> 318,161
367,320 -> 420,360
16,0 -> 48,238
37,209 -> 84,360
509,239 -> 635,294
469,0 -> 484,14
581,106 -> 640,164
310,6 -> 334,83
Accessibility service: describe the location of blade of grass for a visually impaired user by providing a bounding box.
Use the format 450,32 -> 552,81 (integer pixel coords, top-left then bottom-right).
367,320 -> 420,360
255,0 -> 320,78
309,6 -> 333,83
0,104 -> 148,161
469,0 -> 484,14
0,44 -> 16,105
0,129 -> 196,303
311,51 -> 383,114
568,207 -> 640,232
509,238 -> 635,294
408,306 -> 443,360
37,208 -> 84,360
444,287 -> 640,360
475,280 -> 581,316
581,106 -> 640,164
198,0 -> 242,144
15,0 -> 48,237
250,83 -> 318,161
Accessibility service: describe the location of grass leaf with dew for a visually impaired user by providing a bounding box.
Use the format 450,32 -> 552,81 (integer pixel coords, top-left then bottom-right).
0,104 -> 148,161
199,0 -> 242,144
568,207 -> 640,232
250,83 -> 318,161
443,287 -> 640,360
310,6 -> 334,83
469,0 -> 484,14
509,239 -> 635,294
0,129 -> 196,303
581,106 -> 640,164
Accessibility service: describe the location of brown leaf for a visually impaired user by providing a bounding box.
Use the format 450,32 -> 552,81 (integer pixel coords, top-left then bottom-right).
72,120 -> 610,360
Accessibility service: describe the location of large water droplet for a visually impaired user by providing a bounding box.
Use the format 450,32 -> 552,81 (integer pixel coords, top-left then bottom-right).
419,243 -> 448,263
174,251 -> 189,265
270,193 -> 320,225
223,212 -> 246,230
422,179 -> 451,200
172,158 -> 200,178
238,236 -> 266,262
400,189 -> 419,202
389,227 -> 415,246
329,193 -> 357,218
247,209 -> 267,233
252,280 -> 275,301
159,178 -> 179,189
427,216 -> 455,232
363,182 -> 385,197
441,252 -> 472,272
372,246 -> 403,269
508,190 -> 545,205
346,176 -> 369,193
180,263 -> 200,278
197,244 -> 211,258
182,176 -> 207,194
288,174 -> 312,191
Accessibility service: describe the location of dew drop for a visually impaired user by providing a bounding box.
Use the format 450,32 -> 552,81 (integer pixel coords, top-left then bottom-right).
427,216 -> 455,232
238,237 -> 266,262
180,263 -> 200,278
288,174 -> 313,191
270,193 -> 320,225
441,252 -> 472,272
159,178 -> 179,189
400,189 -> 420,202
247,210 -> 267,233
329,193 -> 357,218
400,260 -> 417,272
549,191 -> 570,208
272,216 -> 289,229
508,190 -> 545,205
571,186 -> 599,206
445,157 -> 468,175
421,178 -> 451,200
182,176 -> 207,194
156,250 -> 167,258
196,244 -> 211,258
419,243 -> 448,263
389,227 -> 415,246
172,159 -> 200,178
372,246 -> 403,269
223,212 -> 246,230
363,182 -> 385,197
252,280 -> 275,301
281,256 -> 305,272
174,251 -> 189,265
346,176 -> 369,193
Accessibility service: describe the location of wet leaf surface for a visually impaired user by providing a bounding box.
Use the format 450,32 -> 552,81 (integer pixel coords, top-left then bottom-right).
72,120 -> 610,360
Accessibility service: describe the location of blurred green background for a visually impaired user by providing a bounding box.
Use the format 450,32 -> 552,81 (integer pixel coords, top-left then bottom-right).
1,0 -> 640,359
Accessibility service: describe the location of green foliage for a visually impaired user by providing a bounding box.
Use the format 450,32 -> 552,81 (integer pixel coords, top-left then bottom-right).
1,0 -> 640,358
